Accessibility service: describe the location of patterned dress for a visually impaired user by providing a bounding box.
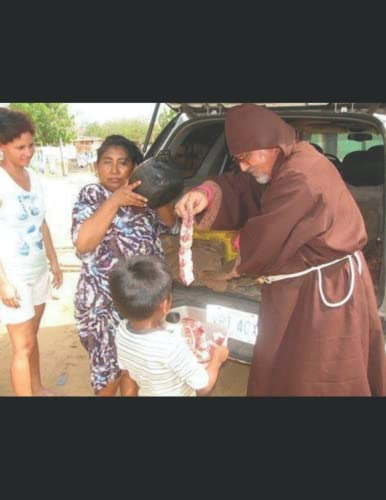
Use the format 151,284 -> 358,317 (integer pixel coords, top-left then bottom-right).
71,183 -> 178,391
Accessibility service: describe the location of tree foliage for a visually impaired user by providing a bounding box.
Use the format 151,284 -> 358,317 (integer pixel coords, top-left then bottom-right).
9,103 -> 76,146
81,108 -> 177,150
83,119 -> 149,145
153,107 -> 177,137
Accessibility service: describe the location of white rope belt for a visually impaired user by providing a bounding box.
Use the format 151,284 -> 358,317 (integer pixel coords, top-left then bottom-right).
260,251 -> 363,308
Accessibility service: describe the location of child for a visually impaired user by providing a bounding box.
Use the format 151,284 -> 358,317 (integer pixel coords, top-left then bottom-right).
109,255 -> 229,397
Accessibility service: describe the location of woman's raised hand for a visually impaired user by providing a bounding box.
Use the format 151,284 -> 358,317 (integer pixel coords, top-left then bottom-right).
111,180 -> 148,208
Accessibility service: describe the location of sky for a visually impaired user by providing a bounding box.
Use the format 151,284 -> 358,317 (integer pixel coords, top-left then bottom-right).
68,103 -> 159,125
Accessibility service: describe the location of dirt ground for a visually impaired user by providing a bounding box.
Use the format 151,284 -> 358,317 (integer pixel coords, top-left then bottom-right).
0,271 -> 251,397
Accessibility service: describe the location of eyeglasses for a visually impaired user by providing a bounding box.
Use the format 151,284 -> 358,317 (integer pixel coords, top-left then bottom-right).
231,152 -> 252,165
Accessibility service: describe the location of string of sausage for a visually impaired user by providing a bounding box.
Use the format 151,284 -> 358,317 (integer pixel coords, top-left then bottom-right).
179,213 -> 195,286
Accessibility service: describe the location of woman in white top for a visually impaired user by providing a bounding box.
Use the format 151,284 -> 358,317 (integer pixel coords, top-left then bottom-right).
0,107 -> 63,396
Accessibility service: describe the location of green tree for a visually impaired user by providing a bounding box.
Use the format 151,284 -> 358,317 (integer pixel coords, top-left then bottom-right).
153,107 -> 177,138
9,103 -> 76,146
158,106 -> 177,129
83,118 -> 149,145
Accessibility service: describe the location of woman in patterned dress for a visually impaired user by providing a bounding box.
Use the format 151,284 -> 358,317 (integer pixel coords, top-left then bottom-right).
71,135 -> 178,396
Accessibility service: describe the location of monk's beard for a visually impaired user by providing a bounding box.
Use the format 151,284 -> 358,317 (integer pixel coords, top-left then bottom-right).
255,173 -> 271,184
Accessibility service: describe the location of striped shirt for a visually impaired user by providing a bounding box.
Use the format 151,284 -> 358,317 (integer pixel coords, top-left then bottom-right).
115,321 -> 209,397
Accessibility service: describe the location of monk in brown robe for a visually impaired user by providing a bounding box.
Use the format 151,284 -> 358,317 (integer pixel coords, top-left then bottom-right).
175,104 -> 386,396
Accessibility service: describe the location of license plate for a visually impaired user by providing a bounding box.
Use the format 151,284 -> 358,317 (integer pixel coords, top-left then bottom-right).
206,305 -> 258,345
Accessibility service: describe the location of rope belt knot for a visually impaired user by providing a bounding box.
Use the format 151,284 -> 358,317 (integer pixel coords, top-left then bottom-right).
260,251 -> 363,308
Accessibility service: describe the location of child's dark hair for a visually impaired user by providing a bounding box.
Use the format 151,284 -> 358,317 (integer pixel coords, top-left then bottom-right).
0,107 -> 35,144
97,135 -> 144,165
109,256 -> 172,321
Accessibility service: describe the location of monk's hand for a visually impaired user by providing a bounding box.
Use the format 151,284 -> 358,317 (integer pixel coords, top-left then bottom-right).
0,280 -> 21,308
175,190 -> 208,219
112,180 -> 148,208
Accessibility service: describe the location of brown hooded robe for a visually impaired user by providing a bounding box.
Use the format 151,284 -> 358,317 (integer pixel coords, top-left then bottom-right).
197,107 -> 386,396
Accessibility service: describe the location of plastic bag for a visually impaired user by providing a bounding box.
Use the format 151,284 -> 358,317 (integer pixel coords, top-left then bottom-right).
130,153 -> 184,209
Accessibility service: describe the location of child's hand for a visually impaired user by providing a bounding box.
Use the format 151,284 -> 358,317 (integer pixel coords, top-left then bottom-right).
0,280 -> 21,308
212,345 -> 229,364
